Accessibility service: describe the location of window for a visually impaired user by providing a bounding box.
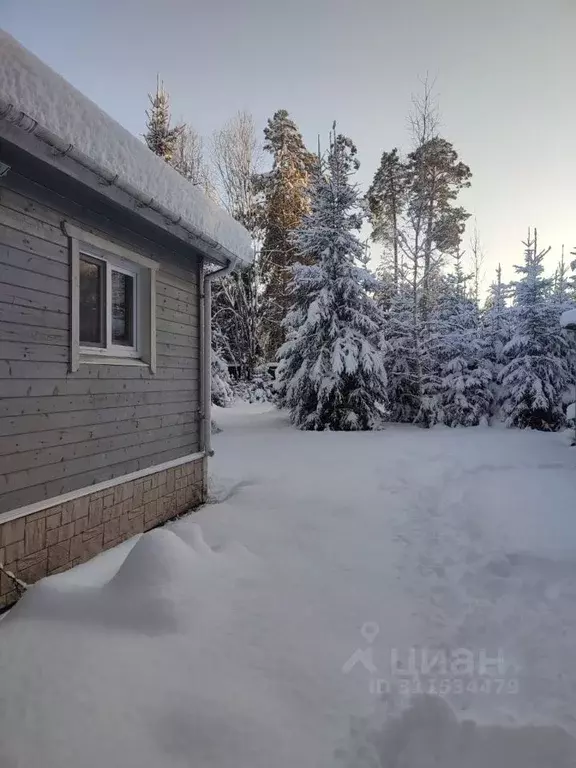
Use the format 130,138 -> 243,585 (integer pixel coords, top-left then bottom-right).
64,223 -> 158,372
111,269 -> 135,347
79,255 -> 105,346
78,253 -> 138,356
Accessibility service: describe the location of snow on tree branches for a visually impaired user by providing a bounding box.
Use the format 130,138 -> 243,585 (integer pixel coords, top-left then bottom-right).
144,76 -> 183,164
499,231 -> 572,431
276,132 -> 388,431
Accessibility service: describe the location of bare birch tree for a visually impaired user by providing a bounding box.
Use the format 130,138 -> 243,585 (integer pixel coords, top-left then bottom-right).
212,110 -> 263,235
469,222 -> 485,308
210,111 -> 264,379
172,123 -> 214,198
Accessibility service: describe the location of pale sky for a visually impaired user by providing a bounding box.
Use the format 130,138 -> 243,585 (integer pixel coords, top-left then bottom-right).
2,0 -> 574,286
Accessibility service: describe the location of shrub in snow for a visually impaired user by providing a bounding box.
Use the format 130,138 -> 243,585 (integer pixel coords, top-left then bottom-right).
276,133 -> 388,431
211,348 -> 233,407
232,369 -> 277,404
499,233 -> 571,431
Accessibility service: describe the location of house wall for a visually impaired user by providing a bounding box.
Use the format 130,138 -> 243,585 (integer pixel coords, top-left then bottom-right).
0,161 -> 207,598
0,457 -> 205,607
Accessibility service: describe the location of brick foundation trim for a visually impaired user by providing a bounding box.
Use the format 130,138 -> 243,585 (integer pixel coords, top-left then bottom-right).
0,457 -> 205,607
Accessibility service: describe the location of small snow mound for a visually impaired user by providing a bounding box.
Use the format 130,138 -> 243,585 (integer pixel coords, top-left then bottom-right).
170,522 -> 213,556
10,529 -> 215,635
110,528 -> 203,592
171,519 -> 256,564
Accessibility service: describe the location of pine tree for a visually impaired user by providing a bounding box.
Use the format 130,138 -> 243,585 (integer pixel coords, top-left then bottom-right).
499,231 -> 571,431
370,83 -> 472,425
405,136 -> 472,320
367,148 -> 407,288
276,132 -> 388,430
144,76 -> 182,163
257,110 -> 316,360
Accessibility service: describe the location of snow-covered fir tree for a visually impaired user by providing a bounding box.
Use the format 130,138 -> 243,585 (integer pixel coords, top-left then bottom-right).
552,246 -> 576,392
499,231 -> 571,431
426,254 -> 493,427
482,263 -> 513,419
483,264 -> 512,373
570,247 -> 576,300
144,77 -> 182,163
276,132 -> 388,431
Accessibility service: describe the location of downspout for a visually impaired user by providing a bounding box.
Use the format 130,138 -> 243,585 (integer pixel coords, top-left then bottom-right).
201,258 -> 237,457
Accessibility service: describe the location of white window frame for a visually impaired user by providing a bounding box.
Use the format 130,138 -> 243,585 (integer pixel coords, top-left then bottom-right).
63,222 -> 158,373
78,251 -> 139,359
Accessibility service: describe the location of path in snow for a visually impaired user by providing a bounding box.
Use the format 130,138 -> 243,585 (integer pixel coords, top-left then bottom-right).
210,406 -> 576,739
0,403 -> 575,767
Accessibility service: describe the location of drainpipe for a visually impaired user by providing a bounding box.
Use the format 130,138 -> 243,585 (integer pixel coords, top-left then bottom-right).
201,258 -> 237,457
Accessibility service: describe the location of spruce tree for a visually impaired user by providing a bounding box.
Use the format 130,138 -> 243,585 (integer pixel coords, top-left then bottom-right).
276,133 -> 388,430
499,231 -> 571,431
258,110 -> 315,360
482,264 -> 513,414
570,247 -> 576,300
552,247 -> 576,389
144,76 -> 182,163
484,264 -> 512,368
428,255 -> 493,427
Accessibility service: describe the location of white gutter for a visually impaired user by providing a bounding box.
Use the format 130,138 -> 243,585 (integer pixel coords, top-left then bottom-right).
201,258 -> 237,456
0,98 -> 238,268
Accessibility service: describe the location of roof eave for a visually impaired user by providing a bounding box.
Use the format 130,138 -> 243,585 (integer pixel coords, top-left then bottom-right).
0,97 -> 246,268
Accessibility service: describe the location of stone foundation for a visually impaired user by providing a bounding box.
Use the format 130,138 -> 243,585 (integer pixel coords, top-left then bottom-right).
0,458 -> 205,607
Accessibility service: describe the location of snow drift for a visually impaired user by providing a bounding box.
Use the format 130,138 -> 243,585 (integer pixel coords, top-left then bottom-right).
1,406 -> 576,767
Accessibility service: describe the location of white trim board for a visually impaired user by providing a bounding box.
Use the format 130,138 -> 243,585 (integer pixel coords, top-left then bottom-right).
61,222 -> 160,271
0,452 -> 205,526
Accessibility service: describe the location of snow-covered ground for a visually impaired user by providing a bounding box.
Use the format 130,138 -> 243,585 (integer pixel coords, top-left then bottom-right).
1,404 -> 576,767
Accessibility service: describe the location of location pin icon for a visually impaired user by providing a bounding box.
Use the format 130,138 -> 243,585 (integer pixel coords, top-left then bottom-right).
361,621 -> 380,644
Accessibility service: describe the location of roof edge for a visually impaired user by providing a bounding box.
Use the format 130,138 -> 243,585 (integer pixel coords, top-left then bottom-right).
0,97 -> 248,268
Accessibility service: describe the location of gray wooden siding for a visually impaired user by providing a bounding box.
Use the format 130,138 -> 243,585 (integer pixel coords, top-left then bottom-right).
0,180 -> 202,515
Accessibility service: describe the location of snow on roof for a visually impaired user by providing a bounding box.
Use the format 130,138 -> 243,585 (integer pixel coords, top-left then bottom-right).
560,309 -> 576,329
0,30 -> 253,264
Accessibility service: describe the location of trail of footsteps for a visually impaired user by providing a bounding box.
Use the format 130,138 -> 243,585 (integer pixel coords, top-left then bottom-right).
391,463 -> 576,731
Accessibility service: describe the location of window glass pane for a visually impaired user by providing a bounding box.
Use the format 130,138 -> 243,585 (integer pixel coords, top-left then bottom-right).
112,270 -> 134,346
79,257 -> 104,345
